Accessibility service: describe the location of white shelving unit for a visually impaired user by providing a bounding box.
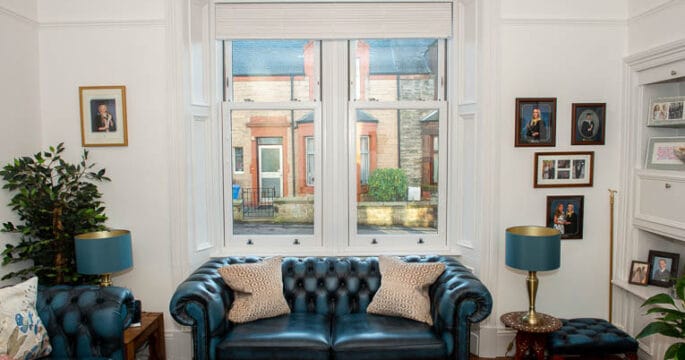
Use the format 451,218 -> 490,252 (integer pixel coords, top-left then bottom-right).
615,40 -> 685,360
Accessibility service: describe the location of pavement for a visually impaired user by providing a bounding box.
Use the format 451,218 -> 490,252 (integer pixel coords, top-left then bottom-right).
233,222 -> 436,235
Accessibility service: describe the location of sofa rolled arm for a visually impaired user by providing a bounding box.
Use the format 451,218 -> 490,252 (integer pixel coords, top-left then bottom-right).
36,285 -> 135,360
431,257 -> 492,359
170,258 -> 240,360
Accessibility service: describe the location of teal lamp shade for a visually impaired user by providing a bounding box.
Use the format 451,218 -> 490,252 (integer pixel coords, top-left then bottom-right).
75,230 -> 132,281
506,226 -> 561,271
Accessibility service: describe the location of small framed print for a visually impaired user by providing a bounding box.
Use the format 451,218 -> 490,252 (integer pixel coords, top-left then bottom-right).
628,260 -> 649,286
546,195 -> 583,240
515,98 -> 557,147
648,96 -> 685,127
648,250 -> 680,287
571,103 -> 605,145
645,136 -> 685,171
79,86 -> 128,147
534,151 -> 594,188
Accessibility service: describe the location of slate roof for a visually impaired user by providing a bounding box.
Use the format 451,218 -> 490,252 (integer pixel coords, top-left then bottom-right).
232,39 -> 437,76
296,110 -> 379,124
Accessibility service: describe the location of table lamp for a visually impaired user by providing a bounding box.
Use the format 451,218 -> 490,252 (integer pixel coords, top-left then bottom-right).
75,230 -> 132,286
505,226 -> 561,326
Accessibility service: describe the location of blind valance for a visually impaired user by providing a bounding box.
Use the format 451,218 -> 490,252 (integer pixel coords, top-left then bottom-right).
215,2 -> 452,39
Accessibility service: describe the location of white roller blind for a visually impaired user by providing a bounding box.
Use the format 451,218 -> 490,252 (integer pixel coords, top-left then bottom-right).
215,2 -> 452,39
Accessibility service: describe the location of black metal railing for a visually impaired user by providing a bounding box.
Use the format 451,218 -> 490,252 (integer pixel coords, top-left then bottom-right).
241,187 -> 275,218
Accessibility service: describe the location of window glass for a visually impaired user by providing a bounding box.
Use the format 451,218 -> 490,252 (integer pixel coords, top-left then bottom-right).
233,147 -> 244,173
232,40 -> 317,102
230,109 -> 314,235
360,136 -> 370,185
353,39 -> 439,101
355,108 -> 439,234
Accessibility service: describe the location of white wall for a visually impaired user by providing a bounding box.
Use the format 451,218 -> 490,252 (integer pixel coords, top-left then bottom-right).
628,0 -> 685,55
36,0 -> 175,319
477,1 -> 627,357
0,1 -> 41,287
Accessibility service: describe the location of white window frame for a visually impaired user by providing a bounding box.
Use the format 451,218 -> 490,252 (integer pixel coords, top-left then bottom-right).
222,40 -> 323,253
346,40 -> 449,251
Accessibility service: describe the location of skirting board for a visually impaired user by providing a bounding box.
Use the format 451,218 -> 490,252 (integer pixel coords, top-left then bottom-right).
474,325 -> 517,358
165,330 -> 192,360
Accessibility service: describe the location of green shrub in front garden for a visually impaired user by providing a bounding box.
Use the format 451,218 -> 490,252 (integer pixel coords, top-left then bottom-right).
368,168 -> 408,201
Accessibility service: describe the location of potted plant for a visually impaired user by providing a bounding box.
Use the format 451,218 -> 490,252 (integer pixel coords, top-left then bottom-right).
1,143 -> 110,285
637,274 -> 685,359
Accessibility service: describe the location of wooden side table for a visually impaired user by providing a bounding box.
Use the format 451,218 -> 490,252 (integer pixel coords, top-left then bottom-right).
124,312 -> 166,360
501,311 -> 562,360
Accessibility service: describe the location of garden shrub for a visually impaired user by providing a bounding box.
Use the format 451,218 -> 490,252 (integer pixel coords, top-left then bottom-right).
368,168 -> 408,201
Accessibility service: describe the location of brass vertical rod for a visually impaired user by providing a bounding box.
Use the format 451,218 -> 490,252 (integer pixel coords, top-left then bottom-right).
608,189 -> 617,323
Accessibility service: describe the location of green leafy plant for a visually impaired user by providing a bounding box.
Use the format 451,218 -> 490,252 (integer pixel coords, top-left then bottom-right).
367,168 -> 408,201
1,143 -> 110,285
637,274 -> 685,359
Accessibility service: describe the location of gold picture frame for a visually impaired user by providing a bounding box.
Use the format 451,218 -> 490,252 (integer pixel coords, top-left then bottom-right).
534,151 -> 594,188
79,86 -> 128,147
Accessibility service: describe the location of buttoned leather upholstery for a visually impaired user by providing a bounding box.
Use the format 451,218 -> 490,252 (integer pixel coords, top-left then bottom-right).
170,256 -> 492,360
36,285 -> 135,360
548,318 -> 638,356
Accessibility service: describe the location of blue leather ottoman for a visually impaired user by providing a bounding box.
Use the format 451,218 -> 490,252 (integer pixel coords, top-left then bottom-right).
547,318 -> 638,360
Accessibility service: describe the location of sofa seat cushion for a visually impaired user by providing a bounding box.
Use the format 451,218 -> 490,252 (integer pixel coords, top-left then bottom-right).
332,313 -> 446,360
216,313 -> 331,360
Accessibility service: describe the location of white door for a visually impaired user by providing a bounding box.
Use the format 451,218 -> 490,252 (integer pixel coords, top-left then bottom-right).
258,145 -> 283,199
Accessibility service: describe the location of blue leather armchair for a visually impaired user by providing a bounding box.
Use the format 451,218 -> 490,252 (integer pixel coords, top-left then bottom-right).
170,256 -> 492,360
37,285 -> 135,360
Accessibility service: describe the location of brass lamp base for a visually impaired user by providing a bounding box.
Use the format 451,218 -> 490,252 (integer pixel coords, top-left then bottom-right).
522,271 -> 540,326
100,273 -> 113,287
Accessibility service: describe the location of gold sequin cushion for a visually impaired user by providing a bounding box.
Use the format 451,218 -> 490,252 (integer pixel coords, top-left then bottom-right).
367,256 -> 445,325
218,256 -> 291,323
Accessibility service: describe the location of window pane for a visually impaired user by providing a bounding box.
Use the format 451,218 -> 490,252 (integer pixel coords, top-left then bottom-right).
306,137 -> 315,186
353,39 -> 438,101
230,109 -> 314,235
356,108 -> 438,234
232,40 -> 317,102
234,147 -> 244,172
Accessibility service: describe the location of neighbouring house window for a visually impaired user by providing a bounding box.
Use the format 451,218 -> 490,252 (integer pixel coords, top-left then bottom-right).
233,147 -> 244,173
306,136 -> 315,186
432,136 -> 438,184
360,136 -> 370,185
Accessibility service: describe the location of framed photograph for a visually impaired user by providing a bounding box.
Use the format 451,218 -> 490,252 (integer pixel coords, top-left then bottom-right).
647,96 -> 685,127
645,136 -> 685,171
571,103 -> 605,145
515,98 -> 557,147
534,151 -> 594,188
648,250 -> 680,287
79,86 -> 128,147
546,195 -> 583,240
628,260 -> 649,286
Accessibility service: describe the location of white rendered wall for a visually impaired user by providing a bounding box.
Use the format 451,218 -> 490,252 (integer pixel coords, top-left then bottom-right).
477,1 -> 627,357
36,0 -> 175,330
628,0 -> 685,55
0,1 -> 41,287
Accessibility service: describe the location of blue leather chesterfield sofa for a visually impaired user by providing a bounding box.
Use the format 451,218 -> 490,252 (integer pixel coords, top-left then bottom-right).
169,256 -> 492,360
37,285 -> 135,359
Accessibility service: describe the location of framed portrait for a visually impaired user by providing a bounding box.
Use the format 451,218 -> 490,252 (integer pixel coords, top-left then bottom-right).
628,260 -> 649,286
534,151 -> 594,188
571,103 -> 605,145
647,96 -> 685,127
515,98 -> 557,147
645,136 -> 685,171
648,250 -> 680,287
79,86 -> 128,147
546,195 -> 583,240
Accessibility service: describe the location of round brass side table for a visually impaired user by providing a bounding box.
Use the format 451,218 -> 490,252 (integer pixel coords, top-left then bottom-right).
501,311 -> 562,360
